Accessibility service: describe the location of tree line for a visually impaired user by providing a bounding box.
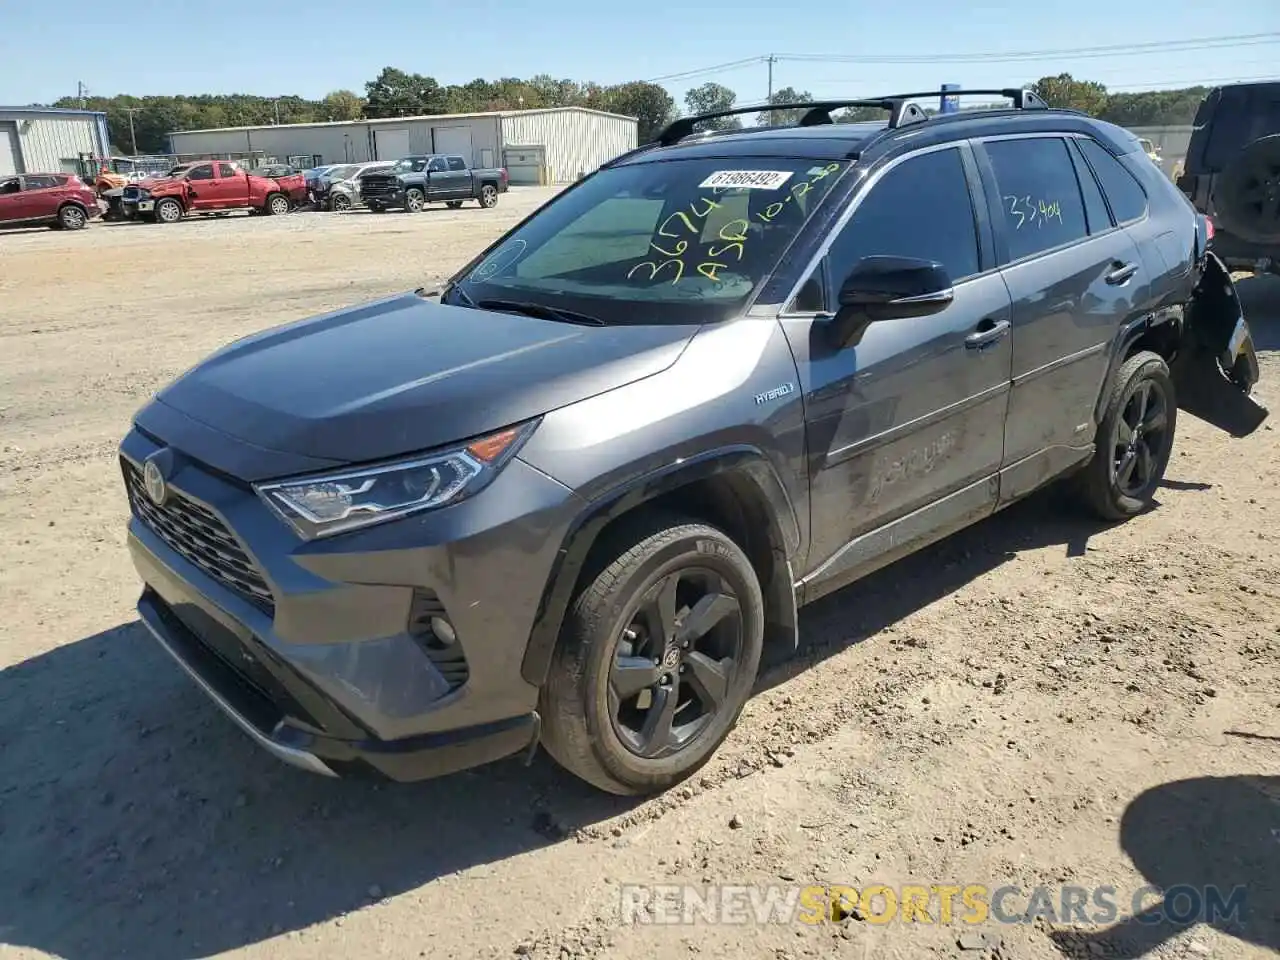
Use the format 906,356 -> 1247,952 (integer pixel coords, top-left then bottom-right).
49,68 -> 1209,157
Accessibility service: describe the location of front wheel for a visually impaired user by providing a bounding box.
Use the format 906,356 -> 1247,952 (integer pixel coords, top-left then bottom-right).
154,198 -> 183,224
539,517 -> 764,795
405,188 -> 426,213
478,184 -> 499,208
1078,350 -> 1177,521
265,193 -> 290,216
330,193 -> 352,212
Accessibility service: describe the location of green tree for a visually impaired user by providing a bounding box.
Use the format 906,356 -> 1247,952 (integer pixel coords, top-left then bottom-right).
1029,73 -> 1109,116
757,86 -> 814,126
683,82 -> 741,130
601,81 -> 676,141
364,67 -> 447,118
322,90 -> 364,121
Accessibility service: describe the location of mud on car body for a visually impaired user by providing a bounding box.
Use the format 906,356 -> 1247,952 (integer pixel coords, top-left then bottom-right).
119,88 -> 1265,795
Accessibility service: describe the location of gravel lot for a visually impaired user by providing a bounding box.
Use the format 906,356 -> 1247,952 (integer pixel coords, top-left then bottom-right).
1,191 -> 1277,960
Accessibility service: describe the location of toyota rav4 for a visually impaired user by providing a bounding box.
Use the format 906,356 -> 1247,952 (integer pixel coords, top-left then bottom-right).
120,89 -> 1266,795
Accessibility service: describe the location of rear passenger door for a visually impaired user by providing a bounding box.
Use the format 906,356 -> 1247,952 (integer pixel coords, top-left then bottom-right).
442,155 -> 472,199
779,145 -> 1014,596
974,135 -> 1149,500
20,174 -> 62,220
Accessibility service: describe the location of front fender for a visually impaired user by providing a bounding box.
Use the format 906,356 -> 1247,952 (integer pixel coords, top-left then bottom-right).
518,447 -> 801,686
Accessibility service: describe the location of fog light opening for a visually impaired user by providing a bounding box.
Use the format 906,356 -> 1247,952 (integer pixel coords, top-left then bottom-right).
428,616 -> 456,647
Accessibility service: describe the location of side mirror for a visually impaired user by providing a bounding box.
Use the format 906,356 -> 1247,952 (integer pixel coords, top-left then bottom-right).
830,256 -> 955,348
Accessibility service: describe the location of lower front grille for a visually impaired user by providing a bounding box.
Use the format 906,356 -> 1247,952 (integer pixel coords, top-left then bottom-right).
409,589 -> 470,691
123,458 -> 274,615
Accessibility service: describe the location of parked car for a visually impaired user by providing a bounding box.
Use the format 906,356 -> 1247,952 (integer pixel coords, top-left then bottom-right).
303,165 -> 336,197
119,88 -> 1265,796
121,161 -> 300,223
0,173 -> 101,230
1137,137 -> 1162,165
358,154 -> 509,212
1176,80 -> 1280,274
317,161 -> 394,211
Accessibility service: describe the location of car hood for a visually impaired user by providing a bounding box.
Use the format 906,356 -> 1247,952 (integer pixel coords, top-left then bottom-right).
142,292 -> 695,473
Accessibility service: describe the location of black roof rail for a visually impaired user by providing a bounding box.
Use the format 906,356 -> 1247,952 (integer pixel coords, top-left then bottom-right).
653,87 -> 1049,147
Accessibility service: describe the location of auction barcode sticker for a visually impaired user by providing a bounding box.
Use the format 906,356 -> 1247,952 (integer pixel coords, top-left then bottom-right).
699,170 -> 794,190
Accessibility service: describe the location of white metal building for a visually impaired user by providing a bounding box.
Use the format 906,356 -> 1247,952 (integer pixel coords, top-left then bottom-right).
0,106 -> 112,177
167,106 -> 638,183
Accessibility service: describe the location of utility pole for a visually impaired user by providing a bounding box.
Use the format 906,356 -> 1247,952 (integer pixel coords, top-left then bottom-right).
766,56 -> 777,102
76,81 -> 87,109
125,107 -> 139,155
273,99 -> 281,125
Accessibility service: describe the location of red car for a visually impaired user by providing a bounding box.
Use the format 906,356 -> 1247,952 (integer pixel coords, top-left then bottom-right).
120,160 -> 306,224
0,173 -> 101,230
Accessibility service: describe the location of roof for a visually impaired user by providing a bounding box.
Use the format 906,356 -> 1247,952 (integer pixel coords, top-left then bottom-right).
168,105 -> 636,138
0,105 -> 107,119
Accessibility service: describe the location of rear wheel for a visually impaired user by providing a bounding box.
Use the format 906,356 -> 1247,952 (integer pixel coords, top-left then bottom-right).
154,197 -> 183,224
265,193 -> 290,216
1078,351 -> 1177,521
478,184 -> 499,208
405,188 -> 426,213
540,517 -> 764,795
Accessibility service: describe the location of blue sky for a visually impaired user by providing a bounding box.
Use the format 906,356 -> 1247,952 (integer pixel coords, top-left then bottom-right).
1,0 -> 1277,107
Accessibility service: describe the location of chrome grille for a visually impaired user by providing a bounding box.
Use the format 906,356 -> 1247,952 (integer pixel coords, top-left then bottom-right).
123,459 -> 274,614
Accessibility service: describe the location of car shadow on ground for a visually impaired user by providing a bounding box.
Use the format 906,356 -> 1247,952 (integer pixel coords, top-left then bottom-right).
1049,775 -> 1280,958
0,484 -> 1188,959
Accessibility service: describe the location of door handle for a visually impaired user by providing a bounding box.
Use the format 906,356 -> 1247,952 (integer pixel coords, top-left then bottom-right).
1106,261 -> 1138,285
965,318 -> 1011,351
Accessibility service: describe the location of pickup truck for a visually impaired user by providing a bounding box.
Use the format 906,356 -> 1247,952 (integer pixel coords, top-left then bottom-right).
120,160 -> 305,224
358,154 -> 509,212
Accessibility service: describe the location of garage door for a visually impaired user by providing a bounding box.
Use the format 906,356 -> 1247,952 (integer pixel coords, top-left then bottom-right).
503,146 -> 545,185
433,126 -> 474,166
375,128 -> 411,161
0,123 -> 19,177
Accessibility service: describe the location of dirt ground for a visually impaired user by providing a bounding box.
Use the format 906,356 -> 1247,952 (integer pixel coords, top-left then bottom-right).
1,192 -> 1277,960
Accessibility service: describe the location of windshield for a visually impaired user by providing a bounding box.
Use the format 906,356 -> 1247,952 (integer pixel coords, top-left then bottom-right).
392,157 -> 428,173
452,157 -> 848,324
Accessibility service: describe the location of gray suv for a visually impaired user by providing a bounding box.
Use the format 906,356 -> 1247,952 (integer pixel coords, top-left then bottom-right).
120,88 -> 1266,796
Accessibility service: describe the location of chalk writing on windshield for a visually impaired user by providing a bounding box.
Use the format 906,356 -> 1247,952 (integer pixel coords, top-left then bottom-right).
626,162 -> 844,286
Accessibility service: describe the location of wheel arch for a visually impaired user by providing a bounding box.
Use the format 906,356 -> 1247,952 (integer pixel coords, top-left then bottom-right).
520,446 -> 802,687
1093,308 -> 1185,424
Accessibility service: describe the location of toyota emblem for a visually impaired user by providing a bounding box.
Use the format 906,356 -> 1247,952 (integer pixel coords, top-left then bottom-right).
143,458 -> 168,506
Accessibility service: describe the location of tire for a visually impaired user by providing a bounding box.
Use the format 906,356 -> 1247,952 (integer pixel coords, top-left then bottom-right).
154,197 -> 183,224
1214,134 -> 1280,245
540,516 -> 765,795
330,193 -> 352,212
265,193 -> 290,216
1078,350 -> 1178,521
58,204 -> 88,229
478,184 -> 499,208
446,200 -> 463,209
405,188 -> 426,213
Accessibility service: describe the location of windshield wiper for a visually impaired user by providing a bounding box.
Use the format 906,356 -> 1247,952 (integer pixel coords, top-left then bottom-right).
475,298 -> 606,327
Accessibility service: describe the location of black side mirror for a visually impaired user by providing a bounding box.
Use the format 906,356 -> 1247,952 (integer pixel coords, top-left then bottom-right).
830,256 -> 955,348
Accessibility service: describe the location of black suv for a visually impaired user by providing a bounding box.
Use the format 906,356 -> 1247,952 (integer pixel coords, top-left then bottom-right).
119,88 -> 1265,796
1177,80 -> 1280,274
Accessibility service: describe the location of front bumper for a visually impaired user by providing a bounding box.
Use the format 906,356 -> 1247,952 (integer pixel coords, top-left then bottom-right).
120,422 -> 581,782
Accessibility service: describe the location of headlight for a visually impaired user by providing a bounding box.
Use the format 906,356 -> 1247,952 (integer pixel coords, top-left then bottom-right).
255,421 -> 537,539
139,189 -> 151,199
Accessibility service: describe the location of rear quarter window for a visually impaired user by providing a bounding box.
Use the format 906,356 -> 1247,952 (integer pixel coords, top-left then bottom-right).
1076,139 -> 1148,224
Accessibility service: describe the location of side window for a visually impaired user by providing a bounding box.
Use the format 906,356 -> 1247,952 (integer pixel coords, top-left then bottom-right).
217,162 -> 240,178
187,164 -> 214,181
822,147 -> 981,299
428,157 -> 447,173
447,156 -> 466,171
25,175 -> 58,189
1076,139 -> 1149,225
0,178 -> 21,195
984,138 -> 1089,261
1068,141 -> 1113,234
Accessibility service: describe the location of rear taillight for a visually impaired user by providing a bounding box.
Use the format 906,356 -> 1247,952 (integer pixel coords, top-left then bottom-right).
1205,217 -> 1215,241
500,168 -> 508,182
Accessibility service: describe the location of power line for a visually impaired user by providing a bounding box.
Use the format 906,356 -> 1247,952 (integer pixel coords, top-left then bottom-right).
649,32 -> 1280,88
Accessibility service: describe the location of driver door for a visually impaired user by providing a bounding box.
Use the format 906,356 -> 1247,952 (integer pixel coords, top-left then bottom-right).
184,163 -> 217,210
778,144 -> 1015,599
